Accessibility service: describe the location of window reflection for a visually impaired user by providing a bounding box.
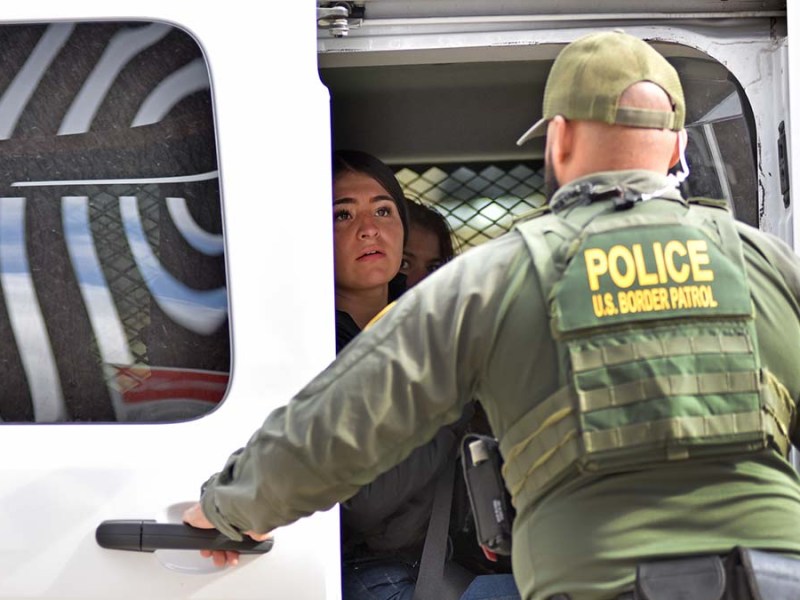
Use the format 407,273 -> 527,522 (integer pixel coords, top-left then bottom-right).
0,22 -> 229,423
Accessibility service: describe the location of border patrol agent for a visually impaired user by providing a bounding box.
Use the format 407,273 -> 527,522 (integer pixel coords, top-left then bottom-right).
185,32 -> 800,599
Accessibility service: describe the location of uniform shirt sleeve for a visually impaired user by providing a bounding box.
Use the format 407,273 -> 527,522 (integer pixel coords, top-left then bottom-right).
738,223 -> 800,303
736,222 -> 800,423
200,235 -> 528,538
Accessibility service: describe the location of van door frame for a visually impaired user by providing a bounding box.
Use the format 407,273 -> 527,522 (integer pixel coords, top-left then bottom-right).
786,0 -> 799,250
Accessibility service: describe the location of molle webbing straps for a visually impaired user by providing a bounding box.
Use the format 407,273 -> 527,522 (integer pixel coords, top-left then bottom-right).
501,332 -> 792,508
762,369 -> 797,452
507,204 -> 795,508
500,385 -> 580,506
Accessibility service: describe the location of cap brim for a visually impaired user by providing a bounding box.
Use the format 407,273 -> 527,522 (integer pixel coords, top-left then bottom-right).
516,118 -> 548,146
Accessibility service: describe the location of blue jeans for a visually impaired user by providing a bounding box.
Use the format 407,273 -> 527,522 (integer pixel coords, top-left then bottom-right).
459,574 -> 521,600
342,559 -> 520,600
342,559 -> 416,600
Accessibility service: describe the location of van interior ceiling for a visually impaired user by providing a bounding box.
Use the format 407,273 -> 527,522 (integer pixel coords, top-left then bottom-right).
320,39 -> 759,238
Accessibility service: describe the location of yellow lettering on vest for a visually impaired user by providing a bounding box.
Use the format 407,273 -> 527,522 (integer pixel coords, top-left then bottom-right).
643,289 -> 654,311
611,284 -> 717,316
651,288 -> 663,310
652,242 -> 668,284
617,288 -> 674,314
604,293 -> 618,315
591,294 -> 603,317
585,239 -> 716,292
592,292 -> 619,317
657,287 -> 666,310
632,244 -> 659,286
608,245 -> 636,289
664,284 -> 719,310
618,290 -> 629,314
636,290 -> 645,312
664,241 -> 690,283
703,285 -> 719,308
584,248 -> 608,291
687,240 -> 714,282
669,286 -> 683,308
622,291 -> 640,314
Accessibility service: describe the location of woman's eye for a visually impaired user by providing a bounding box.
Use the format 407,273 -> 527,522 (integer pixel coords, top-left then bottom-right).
334,209 -> 351,222
427,261 -> 443,274
400,258 -> 410,270
376,206 -> 392,217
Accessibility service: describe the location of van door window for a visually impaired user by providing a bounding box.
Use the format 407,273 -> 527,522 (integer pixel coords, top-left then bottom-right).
0,22 -> 228,423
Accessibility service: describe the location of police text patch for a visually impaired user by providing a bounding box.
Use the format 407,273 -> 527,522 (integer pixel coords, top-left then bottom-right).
554,224 -> 751,332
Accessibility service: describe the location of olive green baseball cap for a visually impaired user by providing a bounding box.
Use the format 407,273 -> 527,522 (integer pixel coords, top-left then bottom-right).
516,31 -> 685,146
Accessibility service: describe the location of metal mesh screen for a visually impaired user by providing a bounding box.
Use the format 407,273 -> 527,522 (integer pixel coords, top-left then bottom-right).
395,161 -> 546,249
89,185 -> 160,368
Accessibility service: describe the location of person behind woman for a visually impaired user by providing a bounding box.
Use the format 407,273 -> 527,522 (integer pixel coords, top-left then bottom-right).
400,198 -> 457,288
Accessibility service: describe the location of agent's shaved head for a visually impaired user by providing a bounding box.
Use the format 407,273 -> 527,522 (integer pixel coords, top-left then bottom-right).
545,81 -> 687,194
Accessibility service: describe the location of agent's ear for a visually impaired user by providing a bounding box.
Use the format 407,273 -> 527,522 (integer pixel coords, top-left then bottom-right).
547,116 -> 573,184
669,129 -> 688,169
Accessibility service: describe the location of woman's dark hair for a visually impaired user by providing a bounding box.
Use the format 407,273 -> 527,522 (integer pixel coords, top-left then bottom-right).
332,149 -> 409,243
406,198 -> 457,262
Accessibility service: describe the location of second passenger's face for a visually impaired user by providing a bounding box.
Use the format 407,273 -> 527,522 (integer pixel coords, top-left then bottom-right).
333,171 -> 404,294
401,225 -> 444,288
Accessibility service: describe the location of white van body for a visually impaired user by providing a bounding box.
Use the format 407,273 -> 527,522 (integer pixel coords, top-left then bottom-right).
0,1 -> 795,598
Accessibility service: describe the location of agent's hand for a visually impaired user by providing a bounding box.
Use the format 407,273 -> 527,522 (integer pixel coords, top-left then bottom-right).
182,502 -> 271,567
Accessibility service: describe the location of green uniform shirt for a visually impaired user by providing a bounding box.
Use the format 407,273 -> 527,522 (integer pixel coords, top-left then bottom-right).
202,170 -> 800,600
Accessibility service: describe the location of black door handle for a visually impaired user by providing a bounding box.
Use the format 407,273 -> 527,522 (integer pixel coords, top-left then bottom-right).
96,520 -> 274,553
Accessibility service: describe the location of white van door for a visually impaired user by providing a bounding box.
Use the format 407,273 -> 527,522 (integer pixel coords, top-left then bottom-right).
0,2 -> 340,598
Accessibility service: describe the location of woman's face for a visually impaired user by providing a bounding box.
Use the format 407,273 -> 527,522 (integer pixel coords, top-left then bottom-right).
333,170 -> 404,294
401,224 -> 444,288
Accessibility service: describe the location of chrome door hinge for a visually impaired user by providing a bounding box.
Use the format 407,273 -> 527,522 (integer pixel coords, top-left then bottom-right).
318,2 -> 364,38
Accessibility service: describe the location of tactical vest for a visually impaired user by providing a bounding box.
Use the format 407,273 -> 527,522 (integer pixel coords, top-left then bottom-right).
500,199 -> 796,510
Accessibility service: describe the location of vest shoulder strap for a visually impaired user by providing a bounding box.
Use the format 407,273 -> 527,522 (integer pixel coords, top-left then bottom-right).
688,196 -> 731,211
515,213 -> 580,302
513,204 -> 551,224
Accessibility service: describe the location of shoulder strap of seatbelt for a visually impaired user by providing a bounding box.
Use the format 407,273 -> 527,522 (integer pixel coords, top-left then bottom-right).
413,455 -> 472,600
